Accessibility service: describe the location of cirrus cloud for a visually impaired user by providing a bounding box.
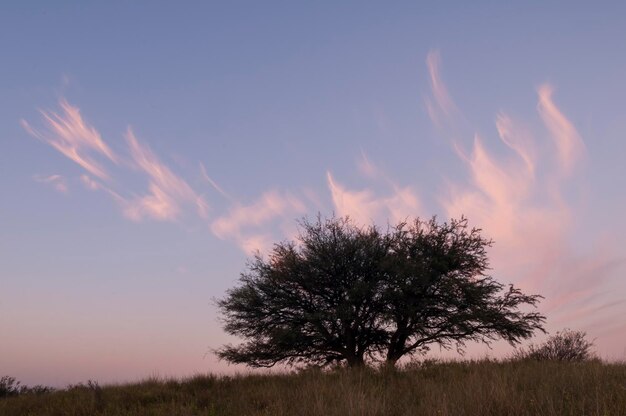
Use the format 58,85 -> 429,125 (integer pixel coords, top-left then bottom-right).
210,190 -> 308,254
33,174 -> 68,194
123,129 -> 209,222
22,100 -> 209,224
426,50 -> 623,340
21,100 -> 117,180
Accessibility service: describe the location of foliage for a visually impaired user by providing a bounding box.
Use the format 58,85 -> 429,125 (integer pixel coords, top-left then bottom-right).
382,217 -> 545,364
513,329 -> 596,362
217,215 -> 545,368
218,216 -> 390,368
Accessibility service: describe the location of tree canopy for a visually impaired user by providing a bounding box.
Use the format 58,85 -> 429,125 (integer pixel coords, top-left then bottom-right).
217,215 -> 545,368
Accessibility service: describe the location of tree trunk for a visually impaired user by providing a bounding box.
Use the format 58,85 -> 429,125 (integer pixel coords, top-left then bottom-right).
384,356 -> 397,368
346,354 -> 365,368
385,336 -> 406,366
386,324 -> 408,367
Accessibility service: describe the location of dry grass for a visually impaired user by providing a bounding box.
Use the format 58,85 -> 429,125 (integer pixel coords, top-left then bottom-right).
2,359 -> 625,415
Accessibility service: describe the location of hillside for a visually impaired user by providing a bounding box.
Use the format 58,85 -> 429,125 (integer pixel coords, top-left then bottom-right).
2,359 -> 625,415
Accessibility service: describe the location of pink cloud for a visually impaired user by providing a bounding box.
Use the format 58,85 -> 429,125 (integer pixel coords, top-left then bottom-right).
537,85 -> 586,176
79,174 -> 100,191
210,190 -> 308,254
442,102 -> 578,289
327,171 -> 420,226
425,50 -> 458,126
542,245 -> 624,319
23,99 -> 210,224
495,113 -> 536,176
33,174 -> 68,194
21,100 -> 117,179
79,174 -> 131,213
428,54 -> 623,342
124,129 -> 209,222
200,162 -> 231,200
239,234 -> 276,256
123,183 -> 181,222
356,149 -> 380,179
426,50 -> 455,115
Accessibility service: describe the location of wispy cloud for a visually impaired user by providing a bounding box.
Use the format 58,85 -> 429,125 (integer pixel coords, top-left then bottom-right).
427,54 -> 622,337
23,100 -> 209,224
210,190 -> 308,254
425,50 -> 458,126
441,98 -> 578,288
33,174 -> 68,194
21,99 -> 117,179
537,85 -> 586,176
495,113 -> 536,176
123,129 -> 209,222
200,162 -> 232,200
79,173 -> 130,211
79,174 -> 100,191
356,149 -> 380,179
327,169 -> 420,227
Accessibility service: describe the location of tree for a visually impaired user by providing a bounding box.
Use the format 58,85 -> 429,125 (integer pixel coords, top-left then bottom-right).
217,215 -> 545,368
217,217 -> 390,368
382,217 -> 546,365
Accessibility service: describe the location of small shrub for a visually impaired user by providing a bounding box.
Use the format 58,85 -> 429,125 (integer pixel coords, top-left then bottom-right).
1,376 -> 55,399
0,376 -> 21,399
21,385 -> 55,395
514,329 -> 595,362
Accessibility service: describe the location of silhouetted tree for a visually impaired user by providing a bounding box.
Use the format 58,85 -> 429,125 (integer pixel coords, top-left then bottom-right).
217,215 -> 545,368
217,217 -> 390,367
382,217 -> 546,365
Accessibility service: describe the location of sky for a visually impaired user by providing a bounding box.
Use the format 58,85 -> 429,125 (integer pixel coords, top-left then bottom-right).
1,2 -> 626,387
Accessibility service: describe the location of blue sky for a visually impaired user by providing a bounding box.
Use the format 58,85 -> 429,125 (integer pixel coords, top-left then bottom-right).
2,2 -> 626,386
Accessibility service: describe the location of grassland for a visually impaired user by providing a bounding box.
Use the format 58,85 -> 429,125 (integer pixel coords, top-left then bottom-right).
2,359 -> 625,416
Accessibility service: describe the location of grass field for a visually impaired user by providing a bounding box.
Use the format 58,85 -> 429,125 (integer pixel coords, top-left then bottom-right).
2,359 -> 625,415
